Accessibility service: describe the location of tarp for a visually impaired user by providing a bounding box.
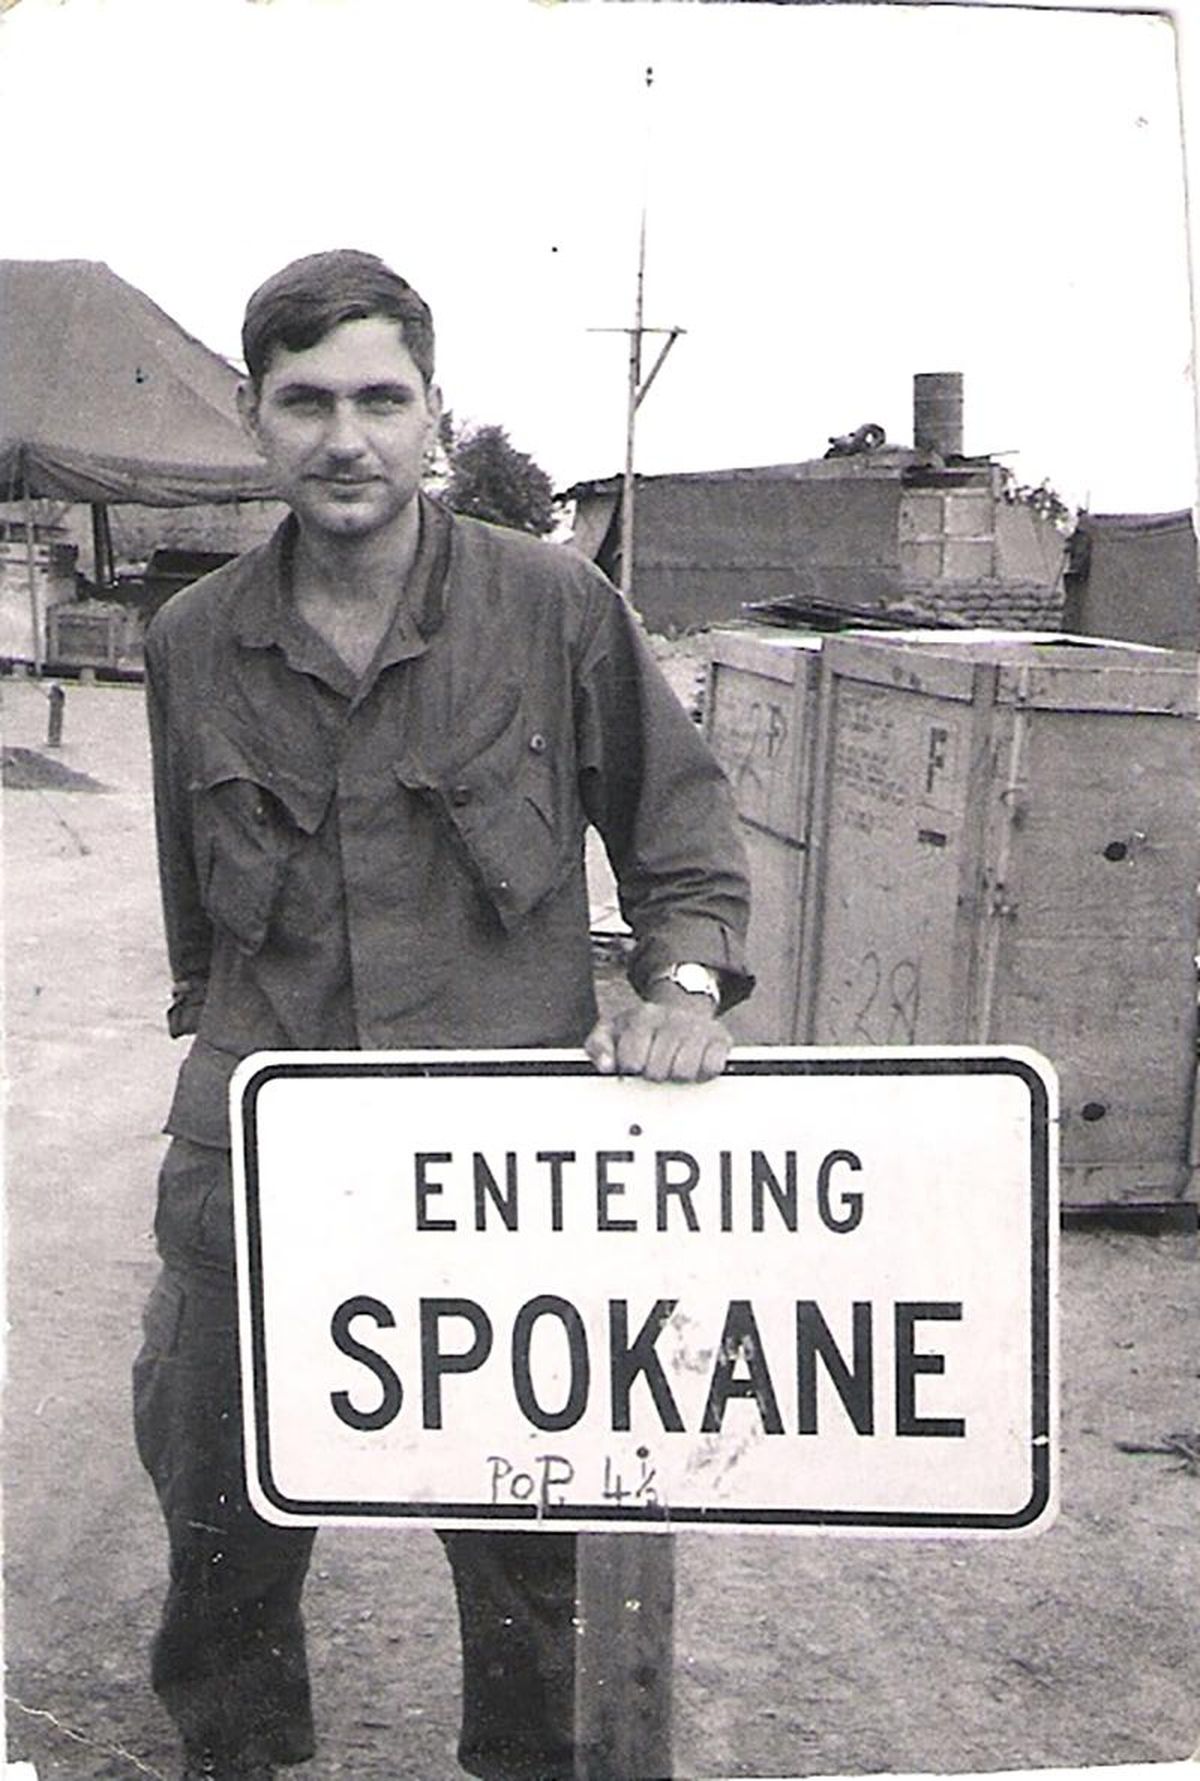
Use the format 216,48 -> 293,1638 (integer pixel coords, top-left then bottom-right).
0,260 -> 275,506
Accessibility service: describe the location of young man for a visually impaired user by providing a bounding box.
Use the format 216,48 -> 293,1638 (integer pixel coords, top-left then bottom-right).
134,248 -> 752,1779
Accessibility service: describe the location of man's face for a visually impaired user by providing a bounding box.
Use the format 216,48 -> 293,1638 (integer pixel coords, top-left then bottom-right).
240,316 -> 441,543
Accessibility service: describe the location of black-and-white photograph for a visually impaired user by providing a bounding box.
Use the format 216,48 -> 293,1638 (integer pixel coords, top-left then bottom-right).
1,1 -> 1198,1778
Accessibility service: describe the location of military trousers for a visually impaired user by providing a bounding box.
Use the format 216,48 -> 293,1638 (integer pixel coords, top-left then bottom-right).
133,1138 -> 578,1778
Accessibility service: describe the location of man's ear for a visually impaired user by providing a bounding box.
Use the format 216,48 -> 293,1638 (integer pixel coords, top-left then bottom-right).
426,381 -> 444,432
236,380 -> 260,441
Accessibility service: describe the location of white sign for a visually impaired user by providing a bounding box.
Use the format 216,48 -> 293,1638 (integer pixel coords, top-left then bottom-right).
231,1048 -> 1057,1535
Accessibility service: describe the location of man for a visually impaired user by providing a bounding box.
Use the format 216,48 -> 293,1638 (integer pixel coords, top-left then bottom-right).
134,248 -> 752,1780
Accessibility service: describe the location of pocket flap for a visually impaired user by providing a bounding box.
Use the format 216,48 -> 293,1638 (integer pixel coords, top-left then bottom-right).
456,794 -> 565,929
391,685 -> 567,928
191,719 -> 333,835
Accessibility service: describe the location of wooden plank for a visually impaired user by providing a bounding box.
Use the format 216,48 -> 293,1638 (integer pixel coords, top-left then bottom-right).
953,660 -> 1001,1042
997,659 -> 1197,715
979,691 -> 1199,1194
725,822 -> 805,1042
707,625 -> 814,681
1060,1156 -> 1194,1204
822,632 -> 982,702
831,634 -> 1191,713
807,673 -> 978,1046
706,644 -> 821,841
996,711 -> 1198,935
573,1534 -> 674,1781
989,932 -> 1196,1191
706,631 -> 824,1043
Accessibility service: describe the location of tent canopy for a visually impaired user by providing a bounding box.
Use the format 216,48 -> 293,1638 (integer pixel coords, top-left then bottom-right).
0,259 -> 276,506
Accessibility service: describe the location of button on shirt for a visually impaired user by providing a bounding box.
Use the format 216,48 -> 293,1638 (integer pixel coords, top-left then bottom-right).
146,496 -> 753,1150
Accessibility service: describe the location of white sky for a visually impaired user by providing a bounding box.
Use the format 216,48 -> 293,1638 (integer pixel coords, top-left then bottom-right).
0,0 -> 1196,514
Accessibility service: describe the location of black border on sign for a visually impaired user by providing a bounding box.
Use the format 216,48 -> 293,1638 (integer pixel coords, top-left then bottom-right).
238,1055 -> 1053,1531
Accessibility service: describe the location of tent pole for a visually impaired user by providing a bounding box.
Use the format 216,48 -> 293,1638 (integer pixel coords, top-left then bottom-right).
92,502 -> 114,591
22,487 -> 43,676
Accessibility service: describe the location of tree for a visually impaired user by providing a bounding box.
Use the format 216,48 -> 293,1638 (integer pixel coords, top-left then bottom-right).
442,422 -> 556,536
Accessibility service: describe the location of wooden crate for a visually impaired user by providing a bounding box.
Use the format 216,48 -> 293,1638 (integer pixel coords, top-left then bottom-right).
801,633 -> 1200,1204
46,601 -> 135,669
704,629 -> 823,1042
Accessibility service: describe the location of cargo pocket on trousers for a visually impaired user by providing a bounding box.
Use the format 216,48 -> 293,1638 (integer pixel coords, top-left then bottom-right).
154,1137 -> 237,1269
140,1272 -> 186,1358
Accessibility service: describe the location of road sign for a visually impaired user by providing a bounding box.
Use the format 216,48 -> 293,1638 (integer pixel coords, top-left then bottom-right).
231,1048 -> 1057,1534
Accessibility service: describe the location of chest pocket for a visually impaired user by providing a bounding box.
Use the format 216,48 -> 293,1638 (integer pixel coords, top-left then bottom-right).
190,721 -> 334,955
395,684 -> 572,931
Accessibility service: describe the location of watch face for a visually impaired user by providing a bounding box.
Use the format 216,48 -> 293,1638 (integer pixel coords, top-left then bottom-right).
675,963 -> 717,996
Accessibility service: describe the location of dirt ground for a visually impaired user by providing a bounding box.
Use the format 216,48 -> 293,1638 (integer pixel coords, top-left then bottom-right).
3,676 -> 1199,1780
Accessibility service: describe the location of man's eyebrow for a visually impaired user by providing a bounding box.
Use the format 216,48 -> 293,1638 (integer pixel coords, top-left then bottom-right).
355,381 -> 418,399
271,379 -> 417,400
272,380 -> 334,400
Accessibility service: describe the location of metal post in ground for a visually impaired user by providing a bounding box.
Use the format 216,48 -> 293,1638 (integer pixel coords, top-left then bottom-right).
46,682 -> 65,748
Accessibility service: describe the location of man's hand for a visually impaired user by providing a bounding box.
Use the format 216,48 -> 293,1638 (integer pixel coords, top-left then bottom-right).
585,986 -> 733,1083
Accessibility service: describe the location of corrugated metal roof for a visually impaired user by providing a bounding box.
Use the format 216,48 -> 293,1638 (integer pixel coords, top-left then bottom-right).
563,448 -> 929,501
562,448 -> 1001,503
1078,510 -> 1194,535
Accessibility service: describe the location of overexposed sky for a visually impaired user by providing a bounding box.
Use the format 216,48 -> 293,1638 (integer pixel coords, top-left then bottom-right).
0,0 -> 1195,513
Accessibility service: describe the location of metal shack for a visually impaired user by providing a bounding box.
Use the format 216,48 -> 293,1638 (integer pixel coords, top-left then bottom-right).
706,627 -> 1200,1208
568,374 -> 1066,635
1062,509 -> 1200,651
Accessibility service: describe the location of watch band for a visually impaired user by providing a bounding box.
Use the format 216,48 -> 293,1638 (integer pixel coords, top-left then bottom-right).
649,962 -> 722,1008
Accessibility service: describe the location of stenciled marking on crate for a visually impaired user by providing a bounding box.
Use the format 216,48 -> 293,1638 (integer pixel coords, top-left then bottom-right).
834,689 -> 904,827
834,683 -> 966,838
829,949 -> 922,1047
710,677 -> 790,817
923,720 -> 960,814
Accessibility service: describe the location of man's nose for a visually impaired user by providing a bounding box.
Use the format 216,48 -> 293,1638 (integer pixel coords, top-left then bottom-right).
322,400 -> 368,456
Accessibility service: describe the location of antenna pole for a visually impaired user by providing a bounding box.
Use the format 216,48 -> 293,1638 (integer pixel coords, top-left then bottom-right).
619,136 -> 649,600
586,66 -> 685,606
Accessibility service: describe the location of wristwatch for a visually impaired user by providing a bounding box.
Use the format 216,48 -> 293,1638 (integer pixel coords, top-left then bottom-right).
650,962 -> 722,1009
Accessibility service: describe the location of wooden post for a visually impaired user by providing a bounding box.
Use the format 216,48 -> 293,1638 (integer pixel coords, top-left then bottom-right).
618,210 -> 646,603
22,487 -> 43,676
573,1533 -> 674,1780
46,682 -> 65,748
91,501 -> 115,589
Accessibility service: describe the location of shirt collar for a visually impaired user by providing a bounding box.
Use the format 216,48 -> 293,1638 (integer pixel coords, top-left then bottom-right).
231,492 -> 453,667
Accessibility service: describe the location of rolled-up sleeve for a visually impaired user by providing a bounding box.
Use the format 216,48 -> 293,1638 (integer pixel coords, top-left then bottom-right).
573,588 -> 754,1011
145,628 -> 212,1036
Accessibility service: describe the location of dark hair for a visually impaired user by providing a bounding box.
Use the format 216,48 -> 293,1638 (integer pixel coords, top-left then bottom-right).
241,249 -> 435,389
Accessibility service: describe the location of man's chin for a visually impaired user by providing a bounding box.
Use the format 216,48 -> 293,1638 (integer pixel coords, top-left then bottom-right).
300,498 -> 395,538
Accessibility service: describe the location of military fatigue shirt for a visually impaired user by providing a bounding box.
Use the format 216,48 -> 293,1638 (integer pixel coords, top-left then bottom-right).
146,496 -> 752,1150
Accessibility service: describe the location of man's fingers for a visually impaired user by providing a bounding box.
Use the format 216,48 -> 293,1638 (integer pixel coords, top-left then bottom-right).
625,1009 -> 731,1082
584,1018 -> 617,1073
586,1013 -> 658,1076
613,1012 -> 656,1078
643,1021 -> 699,1083
587,1004 -> 734,1083
659,1026 -> 729,1083
697,1027 -> 733,1081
